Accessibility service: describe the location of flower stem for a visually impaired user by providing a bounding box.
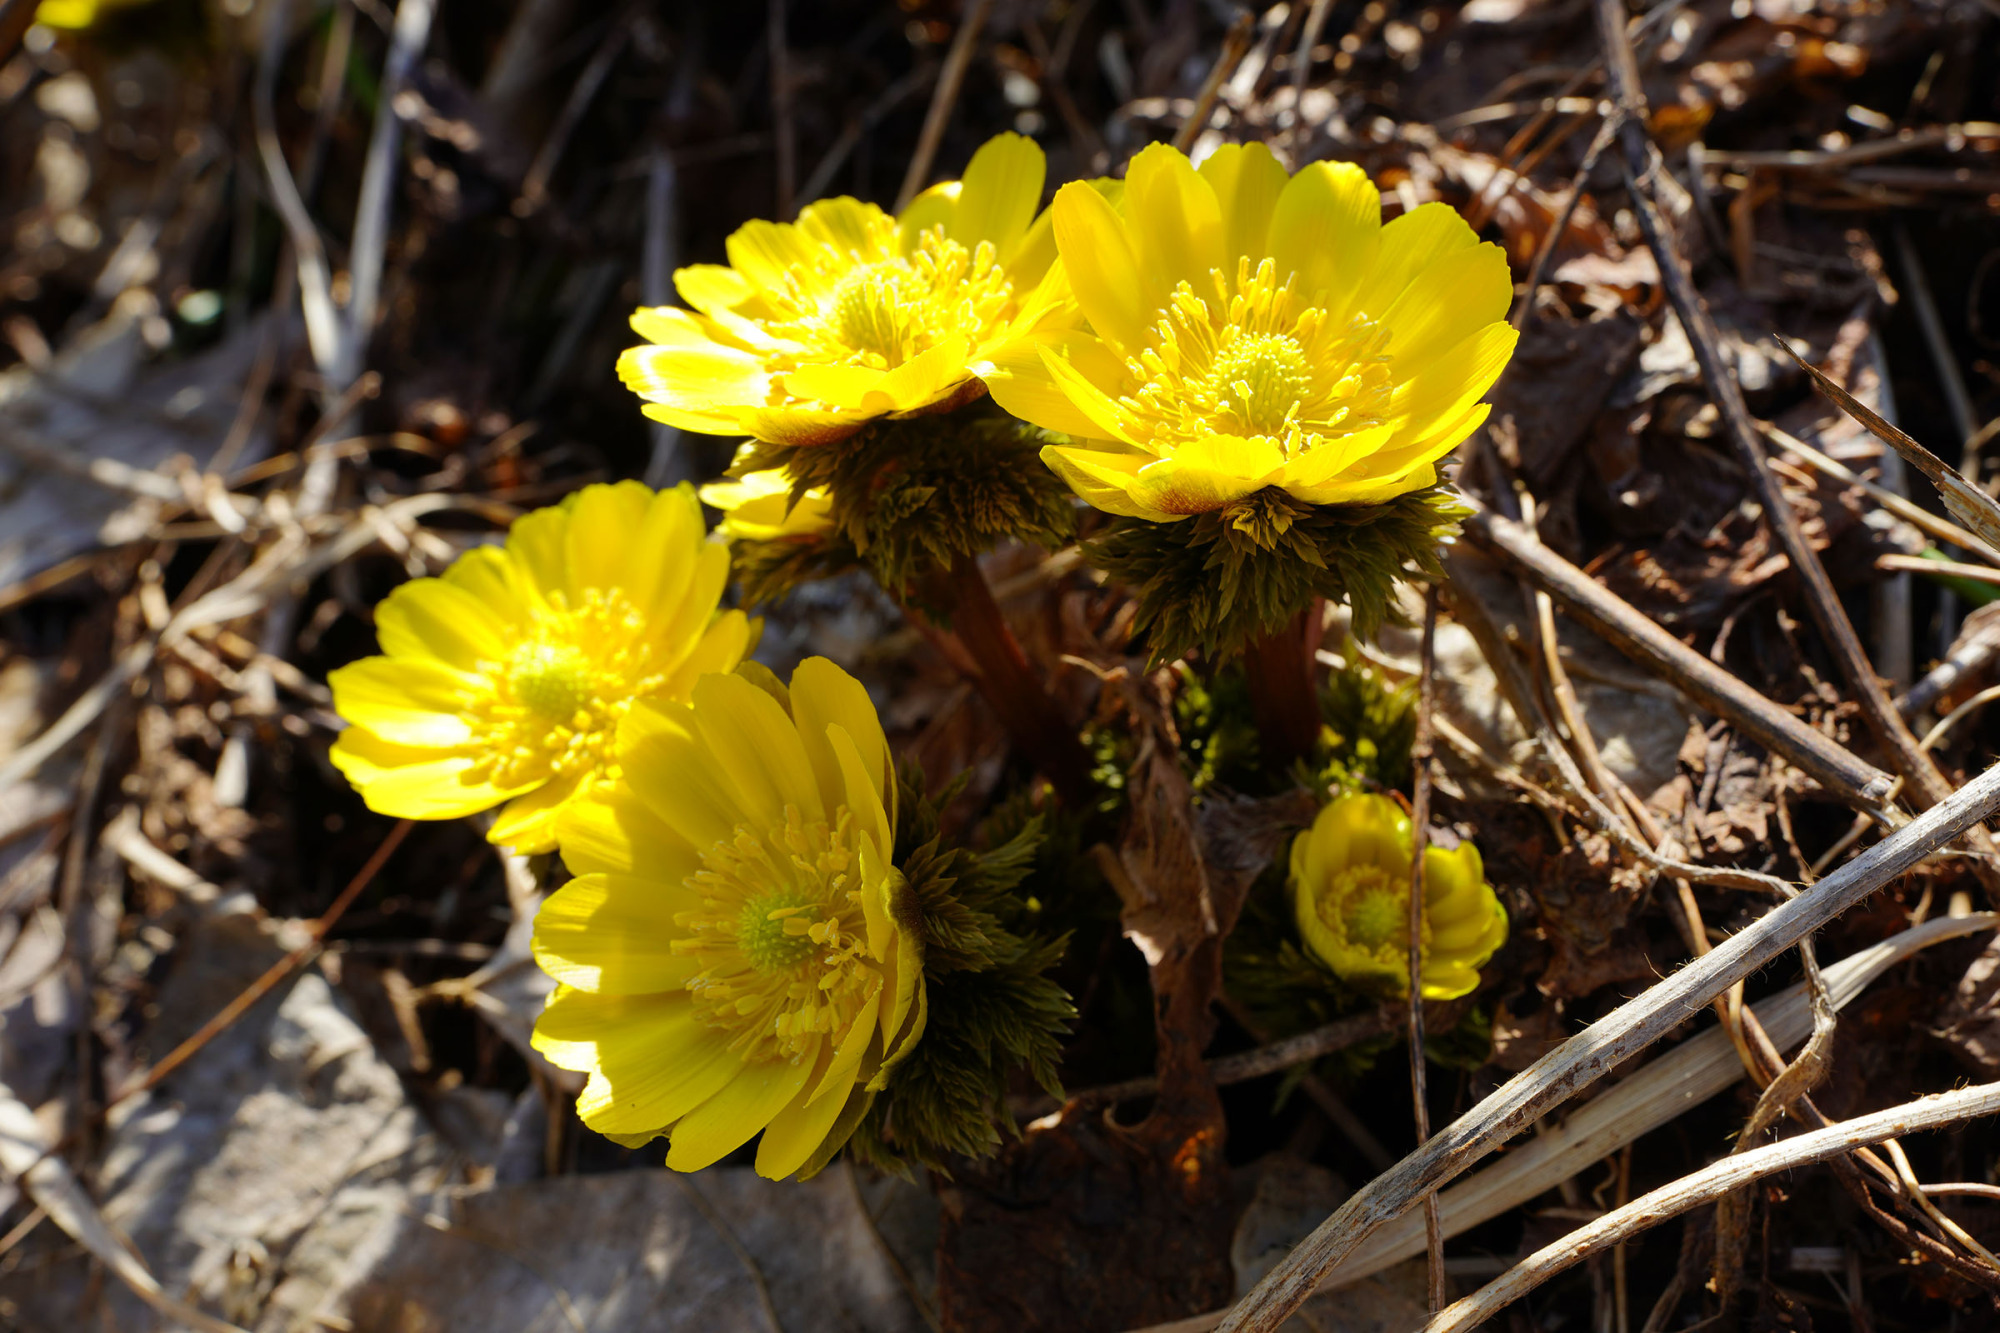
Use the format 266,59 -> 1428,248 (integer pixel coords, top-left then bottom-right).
1243,608 -> 1322,771
935,553 -> 1094,807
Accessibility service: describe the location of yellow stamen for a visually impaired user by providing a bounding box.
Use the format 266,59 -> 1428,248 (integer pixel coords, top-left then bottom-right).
1123,258 -> 1395,459
462,586 -> 666,791
674,807 -> 880,1064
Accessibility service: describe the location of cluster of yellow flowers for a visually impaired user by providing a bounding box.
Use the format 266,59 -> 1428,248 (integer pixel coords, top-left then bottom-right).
329,130 -> 1516,1177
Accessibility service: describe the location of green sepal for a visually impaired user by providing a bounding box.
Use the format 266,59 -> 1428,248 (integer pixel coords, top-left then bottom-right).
843,766 -> 1076,1178
737,402 -> 1076,610
726,532 -> 863,610
1085,483 -> 1466,664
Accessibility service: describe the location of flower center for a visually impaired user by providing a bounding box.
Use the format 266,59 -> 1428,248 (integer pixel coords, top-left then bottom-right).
1208,332 -> 1314,435
461,586 -> 667,791
1122,257 -> 1396,459
674,808 -> 882,1064
507,643 -> 594,721
832,264 -> 930,362
1311,862 -> 1429,970
745,206 -> 1019,388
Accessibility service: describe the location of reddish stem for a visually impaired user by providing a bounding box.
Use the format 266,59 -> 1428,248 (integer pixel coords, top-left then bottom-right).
935,554 -> 1094,807
1243,608 -> 1322,771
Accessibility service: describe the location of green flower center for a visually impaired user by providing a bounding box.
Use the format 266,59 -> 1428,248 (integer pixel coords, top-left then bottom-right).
1340,875 -> 1406,954
1210,332 -> 1314,435
737,891 -> 822,971
674,808 -> 881,1063
507,642 -> 595,721
832,263 -> 930,363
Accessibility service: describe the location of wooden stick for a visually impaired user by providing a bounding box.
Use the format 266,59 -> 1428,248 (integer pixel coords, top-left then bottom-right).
1593,0 -> 1965,839
1454,510 -> 1897,815
1213,760 -> 2000,1332
895,0 -> 995,211
1424,1082 -> 2000,1332
1407,588 -> 1446,1312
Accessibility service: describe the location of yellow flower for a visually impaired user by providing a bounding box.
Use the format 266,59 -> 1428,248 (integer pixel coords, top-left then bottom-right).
1289,793 -> 1505,999
983,142 -> 1519,521
698,449 -> 834,542
33,0 -> 150,27
531,658 -> 922,1179
617,133 -> 1073,446
329,482 -> 751,854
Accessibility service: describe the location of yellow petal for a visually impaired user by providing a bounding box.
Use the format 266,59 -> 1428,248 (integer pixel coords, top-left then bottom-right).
328,657 -> 476,748
564,481 -> 653,598
689,672 -> 827,827
661,608 -> 752,700
620,483 -> 704,628
631,304 -> 726,347
783,363 -> 892,411
1267,160 -> 1381,322
333,740 -> 524,820
1123,142 -> 1226,311
1126,435 -> 1285,516
1387,322 -> 1520,449
875,335 -> 975,413
532,871 -> 704,993
657,537 -> 731,652
789,657 -> 890,824
672,264 -> 756,316
436,546 -> 531,629
949,132 -> 1046,259
664,1057 -> 816,1171
827,722 -> 894,865
797,195 -> 892,261
487,770 -> 586,854
535,989 -> 739,1135
1348,201 -> 1481,320
756,1062 -> 861,1179
1199,141 -> 1289,268
1052,180 -> 1151,354
1376,241 -> 1513,371
503,497 -> 573,603
641,400 -> 756,437
726,217 -> 822,296
617,342 -> 774,416
1039,443 -> 1158,520
555,780 -> 695,878
979,334 -> 1106,439
897,181 -> 960,253
1036,341 -> 1147,443
621,702 -> 742,851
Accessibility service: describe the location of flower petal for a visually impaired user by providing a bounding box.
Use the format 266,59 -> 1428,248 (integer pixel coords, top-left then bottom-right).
503,497 -> 573,603
690,671 -> 827,827
1038,443 -> 1158,520
1036,341 -> 1146,444
617,342 -> 774,418
758,1054 -> 867,1179
1348,201 -> 1481,320
1123,141 -> 1227,309
949,132 -> 1045,259
1052,180 -> 1151,355
327,657 -> 477,748
564,481 -> 654,598
789,657 -> 890,827
487,770 -> 587,855
533,871 -> 705,994
1267,159 -> 1382,322
556,778 -> 697,878
664,1056 -> 817,1171
436,546 -> 530,630
1198,140 -> 1289,269
1376,240 -> 1513,372
534,988 -> 741,1136
672,265 -> 756,317
331,735 -> 525,820
1125,434 -> 1285,516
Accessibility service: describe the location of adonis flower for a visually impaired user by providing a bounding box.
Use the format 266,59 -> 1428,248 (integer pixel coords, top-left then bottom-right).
1290,792 -> 1505,1000
329,482 -> 750,854
698,452 -> 834,543
531,659 -> 922,1179
984,141 -> 1518,521
618,133 -> 1070,447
